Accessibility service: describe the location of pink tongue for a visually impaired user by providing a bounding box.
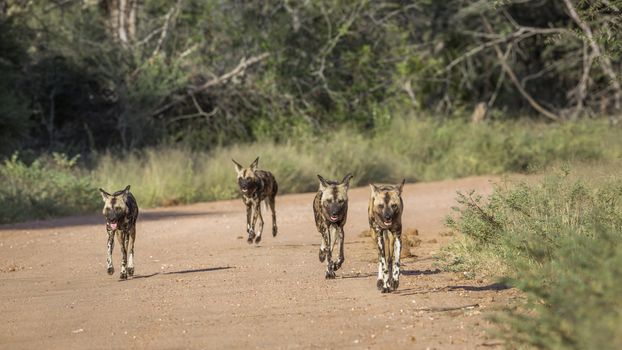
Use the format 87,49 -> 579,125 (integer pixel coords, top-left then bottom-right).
110,222 -> 118,230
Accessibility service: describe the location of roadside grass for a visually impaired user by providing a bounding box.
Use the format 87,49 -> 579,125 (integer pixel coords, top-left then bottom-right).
0,153 -> 98,223
443,163 -> 622,349
1,117 -> 620,224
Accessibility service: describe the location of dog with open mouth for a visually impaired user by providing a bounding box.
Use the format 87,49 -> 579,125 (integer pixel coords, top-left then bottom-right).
99,185 -> 139,280
368,180 -> 405,292
232,157 -> 278,244
312,173 -> 353,279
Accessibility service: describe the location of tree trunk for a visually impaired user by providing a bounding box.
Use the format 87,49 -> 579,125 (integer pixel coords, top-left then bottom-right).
101,0 -> 137,47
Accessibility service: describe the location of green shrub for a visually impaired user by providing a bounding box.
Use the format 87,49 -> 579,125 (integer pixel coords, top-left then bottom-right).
444,166 -> 622,349
0,153 -> 98,223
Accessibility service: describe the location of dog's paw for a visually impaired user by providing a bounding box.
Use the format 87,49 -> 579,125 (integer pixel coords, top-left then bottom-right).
325,270 -> 336,279
333,259 -> 344,271
376,279 -> 384,291
247,231 -> 255,244
107,267 -> 115,275
318,249 -> 327,262
254,235 -> 262,244
127,267 -> 134,276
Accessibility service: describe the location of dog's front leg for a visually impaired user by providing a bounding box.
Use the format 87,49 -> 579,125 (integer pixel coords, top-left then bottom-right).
118,231 -> 128,280
127,227 -> 136,276
391,231 -> 402,291
375,230 -> 390,292
245,201 -> 255,244
333,227 -> 345,271
254,201 -> 264,244
106,230 -> 115,275
319,228 -> 329,262
325,225 -> 338,279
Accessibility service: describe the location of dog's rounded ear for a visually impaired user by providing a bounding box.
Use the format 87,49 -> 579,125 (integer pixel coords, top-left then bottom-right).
369,183 -> 379,193
342,173 -> 353,188
250,157 -> 259,171
120,185 -> 131,200
317,174 -> 328,189
232,159 -> 244,174
398,179 -> 405,195
99,188 -> 110,202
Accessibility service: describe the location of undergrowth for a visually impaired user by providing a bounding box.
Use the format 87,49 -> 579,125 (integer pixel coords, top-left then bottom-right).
443,164 -> 622,349
1,117 -> 621,224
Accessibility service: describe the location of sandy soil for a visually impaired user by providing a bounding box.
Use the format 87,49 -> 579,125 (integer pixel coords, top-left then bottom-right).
0,176 -> 518,349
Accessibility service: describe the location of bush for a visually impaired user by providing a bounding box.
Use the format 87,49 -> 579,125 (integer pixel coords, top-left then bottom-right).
444,166 -> 622,349
0,153 -> 98,223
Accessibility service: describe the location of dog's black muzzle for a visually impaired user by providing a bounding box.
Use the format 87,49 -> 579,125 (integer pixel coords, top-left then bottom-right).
238,179 -> 256,195
326,204 -> 345,223
380,209 -> 397,227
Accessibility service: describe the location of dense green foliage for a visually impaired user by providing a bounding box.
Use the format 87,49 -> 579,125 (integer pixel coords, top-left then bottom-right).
1,117 -> 620,224
1,1 -> 621,156
0,153 -> 98,223
444,167 -> 622,349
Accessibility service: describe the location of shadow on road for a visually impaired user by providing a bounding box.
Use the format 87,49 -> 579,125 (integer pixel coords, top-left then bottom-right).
338,272 -> 376,279
401,268 -> 442,276
445,282 -> 510,292
2,210 -> 227,231
164,266 -> 233,275
121,266 -> 233,281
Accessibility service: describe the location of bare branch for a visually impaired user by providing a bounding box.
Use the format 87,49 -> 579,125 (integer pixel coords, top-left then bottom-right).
440,26 -> 567,73
487,44 -> 512,109
481,16 -> 561,121
152,0 -> 182,58
313,2 -> 365,95
151,53 -> 270,117
166,95 -> 219,125
563,0 -> 621,111
191,53 -> 270,94
135,27 -> 163,47
568,40 -> 596,119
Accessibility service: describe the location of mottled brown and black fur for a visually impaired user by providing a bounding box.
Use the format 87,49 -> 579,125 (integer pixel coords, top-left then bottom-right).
233,157 -> 278,244
99,185 -> 139,280
368,180 -> 405,292
313,174 -> 353,279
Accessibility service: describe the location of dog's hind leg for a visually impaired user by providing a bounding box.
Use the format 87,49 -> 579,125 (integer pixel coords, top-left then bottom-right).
268,196 -> 277,237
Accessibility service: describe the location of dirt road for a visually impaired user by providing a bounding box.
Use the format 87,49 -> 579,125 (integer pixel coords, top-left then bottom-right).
0,176 -> 517,349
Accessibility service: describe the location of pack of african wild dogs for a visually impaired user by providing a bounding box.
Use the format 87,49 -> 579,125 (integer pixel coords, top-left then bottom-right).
99,157 -> 406,293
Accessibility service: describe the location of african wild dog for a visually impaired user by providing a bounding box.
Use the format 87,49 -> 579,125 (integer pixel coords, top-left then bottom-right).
368,180 -> 405,293
232,157 -> 278,244
99,185 -> 139,280
313,174 -> 353,279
